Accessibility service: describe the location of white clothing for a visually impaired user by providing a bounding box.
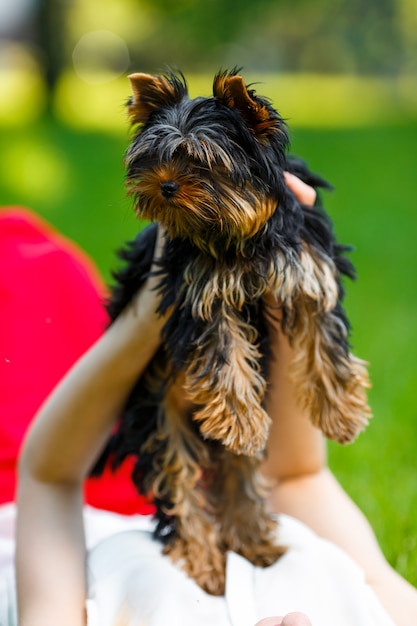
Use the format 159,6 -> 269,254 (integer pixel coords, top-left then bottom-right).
0,503 -> 396,626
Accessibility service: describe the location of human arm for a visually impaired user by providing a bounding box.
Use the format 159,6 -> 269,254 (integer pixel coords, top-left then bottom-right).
262,319 -> 417,624
16,231 -> 166,626
268,467 -> 417,625
262,173 -> 417,625
261,172 -> 327,483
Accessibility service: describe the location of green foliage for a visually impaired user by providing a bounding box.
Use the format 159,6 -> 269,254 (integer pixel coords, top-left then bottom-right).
11,0 -> 414,130
49,0 -> 417,75
123,0 -> 416,74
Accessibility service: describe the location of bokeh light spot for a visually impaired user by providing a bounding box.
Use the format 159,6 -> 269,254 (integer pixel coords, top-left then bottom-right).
72,30 -> 130,85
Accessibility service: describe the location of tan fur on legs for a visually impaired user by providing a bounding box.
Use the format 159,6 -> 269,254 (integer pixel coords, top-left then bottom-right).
153,382 -> 285,595
153,386 -> 227,595
270,244 -> 371,443
162,440 -> 285,594
289,299 -> 371,443
269,244 -> 339,314
165,515 -> 227,596
179,255 -> 273,457
215,451 -> 286,566
183,303 -> 271,456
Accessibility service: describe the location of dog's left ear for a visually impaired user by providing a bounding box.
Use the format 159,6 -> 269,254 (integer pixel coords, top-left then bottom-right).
127,72 -> 188,125
213,73 -> 279,138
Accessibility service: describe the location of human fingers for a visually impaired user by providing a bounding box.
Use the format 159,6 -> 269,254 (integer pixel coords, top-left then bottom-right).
255,613 -> 312,626
284,171 -> 317,207
131,225 -> 168,323
152,224 -> 166,266
281,611 -> 312,626
254,617 -> 283,626
147,224 -> 167,291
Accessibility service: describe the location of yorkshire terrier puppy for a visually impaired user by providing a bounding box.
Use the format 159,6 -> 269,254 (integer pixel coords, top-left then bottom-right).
93,69 -> 371,595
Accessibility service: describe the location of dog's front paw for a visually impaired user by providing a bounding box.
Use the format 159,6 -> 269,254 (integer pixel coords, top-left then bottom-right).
183,305 -> 270,455
193,401 -> 271,456
313,354 -> 372,443
290,303 -> 372,444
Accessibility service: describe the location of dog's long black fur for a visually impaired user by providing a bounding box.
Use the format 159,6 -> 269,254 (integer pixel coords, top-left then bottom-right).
92,164 -> 354,534
91,70 -> 369,593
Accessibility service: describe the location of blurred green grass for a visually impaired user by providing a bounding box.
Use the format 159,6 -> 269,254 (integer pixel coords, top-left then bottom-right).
1,94 -> 416,583
0,118 -> 140,280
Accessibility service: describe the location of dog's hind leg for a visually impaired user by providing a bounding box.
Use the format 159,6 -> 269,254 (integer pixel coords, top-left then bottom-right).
215,451 -> 286,567
153,384 -> 228,595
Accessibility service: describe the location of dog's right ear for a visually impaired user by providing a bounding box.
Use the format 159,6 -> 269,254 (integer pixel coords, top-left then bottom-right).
127,72 -> 188,125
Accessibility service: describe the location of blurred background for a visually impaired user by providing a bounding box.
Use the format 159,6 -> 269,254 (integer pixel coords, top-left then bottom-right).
1,0 -> 416,584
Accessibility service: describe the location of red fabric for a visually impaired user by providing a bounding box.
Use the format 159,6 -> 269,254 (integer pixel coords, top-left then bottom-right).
0,207 -> 154,514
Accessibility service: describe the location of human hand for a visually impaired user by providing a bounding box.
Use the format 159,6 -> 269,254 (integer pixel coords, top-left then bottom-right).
284,171 -> 317,206
131,223 -> 166,298
148,224 -> 166,286
128,224 -> 169,336
256,612 -> 312,626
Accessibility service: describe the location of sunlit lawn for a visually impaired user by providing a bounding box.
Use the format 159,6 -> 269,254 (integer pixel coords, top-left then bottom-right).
1,72 -> 416,584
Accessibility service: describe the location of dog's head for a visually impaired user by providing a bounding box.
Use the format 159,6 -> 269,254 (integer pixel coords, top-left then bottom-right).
124,70 -> 289,253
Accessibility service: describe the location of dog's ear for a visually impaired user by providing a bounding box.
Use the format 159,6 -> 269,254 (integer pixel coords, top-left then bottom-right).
127,72 -> 188,125
213,73 -> 279,138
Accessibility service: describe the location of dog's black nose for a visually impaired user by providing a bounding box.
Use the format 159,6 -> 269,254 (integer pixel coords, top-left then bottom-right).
160,180 -> 179,199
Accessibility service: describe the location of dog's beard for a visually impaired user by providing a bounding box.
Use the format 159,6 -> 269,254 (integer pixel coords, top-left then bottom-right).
127,166 -> 278,253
